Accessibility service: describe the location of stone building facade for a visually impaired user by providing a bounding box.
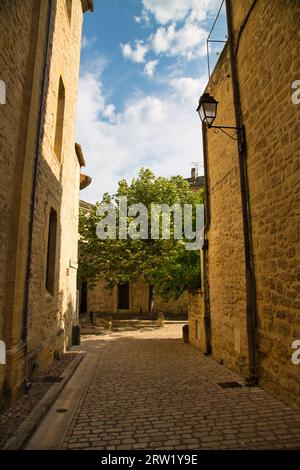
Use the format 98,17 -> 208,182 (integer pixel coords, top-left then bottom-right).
0,0 -> 93,407
189,0 -> 300,406
84,278 -> 190,319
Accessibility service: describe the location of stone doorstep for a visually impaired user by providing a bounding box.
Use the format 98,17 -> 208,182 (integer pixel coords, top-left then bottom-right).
3,352 -> 85,450
80,320 -> 187,336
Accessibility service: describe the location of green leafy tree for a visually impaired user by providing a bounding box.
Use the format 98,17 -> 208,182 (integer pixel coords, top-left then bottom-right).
78,168 -> 203,309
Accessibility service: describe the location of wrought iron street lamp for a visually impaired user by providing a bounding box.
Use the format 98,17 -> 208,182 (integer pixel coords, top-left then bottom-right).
197,93 -> 244,141
196,93 -> 218,127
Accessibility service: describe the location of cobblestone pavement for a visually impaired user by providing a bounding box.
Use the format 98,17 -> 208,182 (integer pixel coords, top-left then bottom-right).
62,324 -> 300,450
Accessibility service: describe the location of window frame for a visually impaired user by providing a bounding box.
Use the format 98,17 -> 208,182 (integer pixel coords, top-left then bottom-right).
54,77 -> 66,161
45,208 -> 58,296
65,0 -> 72,23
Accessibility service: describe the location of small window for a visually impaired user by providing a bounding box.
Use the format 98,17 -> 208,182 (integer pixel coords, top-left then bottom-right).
118,283 -> 130,310
54,77 -> 65,160
46,208 -> 57,295
65,0 -> 72,22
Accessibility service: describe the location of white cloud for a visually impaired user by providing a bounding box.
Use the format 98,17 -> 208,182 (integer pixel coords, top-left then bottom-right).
142,0 -> 221,24
152,21 -> 208,59
170,76 -> 206,103
81,35 -> 97,49
120,40 -> 148,63
133,10 -> 150,24
122,95 -> 166,125
82,55 -> 107,77
143,0 -> 192,24
122,20 -> 208,67
103,104 -> 116,122
144,59 -> 159,77
122,0 -> 224,66
76,62 -> 205,203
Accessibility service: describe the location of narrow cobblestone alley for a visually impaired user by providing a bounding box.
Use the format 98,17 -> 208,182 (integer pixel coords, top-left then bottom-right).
27,324 -> 300,451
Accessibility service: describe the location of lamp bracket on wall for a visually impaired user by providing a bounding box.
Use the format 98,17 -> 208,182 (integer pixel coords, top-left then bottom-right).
197,93 -> 246,148
208,125 -> 242,141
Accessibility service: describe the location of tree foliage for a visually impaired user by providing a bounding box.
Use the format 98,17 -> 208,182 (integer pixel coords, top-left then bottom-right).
78,168 -> 203,302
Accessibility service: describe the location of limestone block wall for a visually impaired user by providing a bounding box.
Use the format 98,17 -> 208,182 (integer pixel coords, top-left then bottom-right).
155,291 -> 190,316
205,44 -> 249,377
88,279 -> 115,314
131,279 -> 151,314
188,291 -> 205,351
27,0 -> 84,375
0,0 -> 87,403
0,0 -> 50,404
86,278 -> 189,317
232,0 -> 300,404
199,0 -> 300,405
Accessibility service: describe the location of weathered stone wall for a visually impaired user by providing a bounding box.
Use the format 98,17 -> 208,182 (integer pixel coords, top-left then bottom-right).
0,0 -> 49,404
198,0 -> 300,405
155,291 -> 190,316
188,291 -> 205,351
88,279 -> 115,314
0,0 -> 86,403
232,0 -> 300,405
87,278 -> 189,317
130,279 -> 151,314
205,43 -> 249,377
27,0 -> 83,376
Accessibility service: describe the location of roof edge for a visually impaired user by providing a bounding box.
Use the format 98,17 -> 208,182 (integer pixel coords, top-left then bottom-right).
80,173 -> 92,190
75,143 -> 86,167
81,0 -> 94,13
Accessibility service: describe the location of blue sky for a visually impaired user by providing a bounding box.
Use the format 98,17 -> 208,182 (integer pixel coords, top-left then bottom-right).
77,0 -> 227,203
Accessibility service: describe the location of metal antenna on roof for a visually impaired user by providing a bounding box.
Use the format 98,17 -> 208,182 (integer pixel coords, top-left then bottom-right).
206,0 -> 227,78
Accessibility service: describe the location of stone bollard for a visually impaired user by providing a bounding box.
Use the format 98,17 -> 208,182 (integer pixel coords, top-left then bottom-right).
105,316 -> 112,330
72,324 -> 81,346
157,312 -> 164,327
182,324 -> 189,343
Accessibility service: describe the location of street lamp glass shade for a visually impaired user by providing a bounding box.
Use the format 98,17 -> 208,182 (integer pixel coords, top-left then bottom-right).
197,93 -> 218,127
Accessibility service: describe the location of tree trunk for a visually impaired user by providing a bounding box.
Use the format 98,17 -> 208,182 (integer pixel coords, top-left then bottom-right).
149,285 -> 155,314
